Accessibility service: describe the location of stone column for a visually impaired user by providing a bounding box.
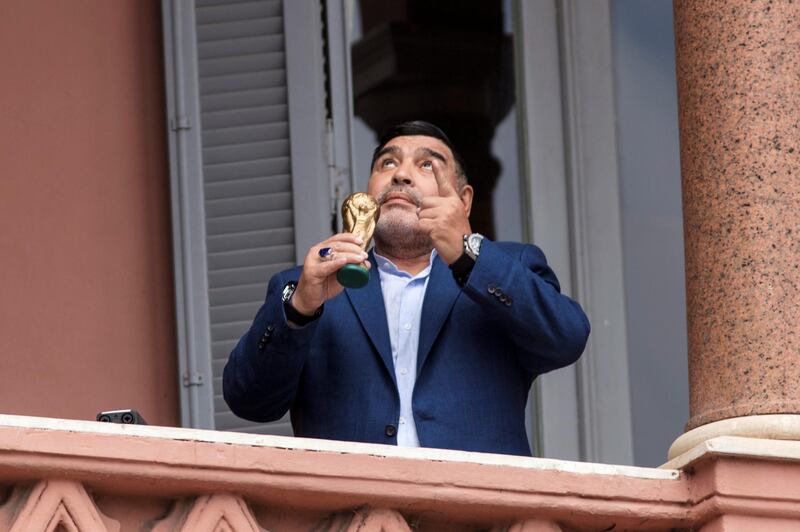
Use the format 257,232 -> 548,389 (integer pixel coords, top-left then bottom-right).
669,0 -> 800,459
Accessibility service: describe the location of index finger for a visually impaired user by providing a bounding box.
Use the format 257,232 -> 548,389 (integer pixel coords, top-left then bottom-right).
326,232 -> 365,246
432,158 -> 458,198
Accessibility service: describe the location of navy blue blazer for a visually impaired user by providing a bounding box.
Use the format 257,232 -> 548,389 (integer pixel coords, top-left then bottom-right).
223,240 -> 590,456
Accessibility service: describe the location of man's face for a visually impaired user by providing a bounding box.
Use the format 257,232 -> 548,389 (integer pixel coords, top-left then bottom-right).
366,134 -> 466,257
367,134 -> 459,221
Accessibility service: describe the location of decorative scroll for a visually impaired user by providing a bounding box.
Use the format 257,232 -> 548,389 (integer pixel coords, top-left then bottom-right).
0,480 -> 119,532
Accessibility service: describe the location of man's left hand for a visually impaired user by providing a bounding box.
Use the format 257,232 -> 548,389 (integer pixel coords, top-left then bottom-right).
417,160 -> 471,264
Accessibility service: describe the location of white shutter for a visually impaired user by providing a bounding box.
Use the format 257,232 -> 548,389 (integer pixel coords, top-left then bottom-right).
195,0 -> 296,434
163,0 -> 333,433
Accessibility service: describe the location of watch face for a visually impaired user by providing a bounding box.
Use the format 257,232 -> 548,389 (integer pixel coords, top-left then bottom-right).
282,282 -> 297,302
467,234 -> 483,254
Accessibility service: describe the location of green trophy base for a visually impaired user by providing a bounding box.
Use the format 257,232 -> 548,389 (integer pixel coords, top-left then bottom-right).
337,263 -> 369,289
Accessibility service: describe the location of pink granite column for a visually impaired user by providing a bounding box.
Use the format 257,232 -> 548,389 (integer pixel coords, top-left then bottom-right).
672,0 -> 800,438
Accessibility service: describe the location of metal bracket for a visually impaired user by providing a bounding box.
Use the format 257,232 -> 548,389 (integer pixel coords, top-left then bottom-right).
170,115 -> 191,131
182,372 -> 204,387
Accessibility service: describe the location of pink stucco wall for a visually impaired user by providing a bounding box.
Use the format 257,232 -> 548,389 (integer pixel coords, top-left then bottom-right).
0,2 -> 179,426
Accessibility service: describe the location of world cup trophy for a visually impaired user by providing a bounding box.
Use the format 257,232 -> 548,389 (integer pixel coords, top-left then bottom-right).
337,192 -> 380,288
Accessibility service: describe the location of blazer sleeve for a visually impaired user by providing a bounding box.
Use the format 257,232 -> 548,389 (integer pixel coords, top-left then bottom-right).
222,270 -> 319,422
461,240 -> 591,375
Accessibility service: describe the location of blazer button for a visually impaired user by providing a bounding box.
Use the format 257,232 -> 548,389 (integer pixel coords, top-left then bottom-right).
257,342 -> 266,351
385,424 -> 397,437
487,283 -> 497,294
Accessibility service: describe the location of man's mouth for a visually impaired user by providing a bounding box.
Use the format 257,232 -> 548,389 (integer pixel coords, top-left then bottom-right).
383,193 -> 414,206
378,187 -> 421,208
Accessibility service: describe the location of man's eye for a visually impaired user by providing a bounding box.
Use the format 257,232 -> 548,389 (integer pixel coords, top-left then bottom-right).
381,159 -> 396,168
421,161 -> 433,170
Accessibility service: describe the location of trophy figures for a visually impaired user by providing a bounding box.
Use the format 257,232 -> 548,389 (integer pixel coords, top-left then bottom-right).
337,192 -> 380,288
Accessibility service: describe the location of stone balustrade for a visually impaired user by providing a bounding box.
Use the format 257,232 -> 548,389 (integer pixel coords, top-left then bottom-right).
0,415 -> 798,530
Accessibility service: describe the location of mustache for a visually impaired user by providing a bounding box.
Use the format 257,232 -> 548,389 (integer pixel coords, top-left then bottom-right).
376,186 -> 422,208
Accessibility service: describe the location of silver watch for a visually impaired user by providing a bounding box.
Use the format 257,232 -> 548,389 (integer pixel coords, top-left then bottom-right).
463,233 -> 484,261
281,281 -> 297,303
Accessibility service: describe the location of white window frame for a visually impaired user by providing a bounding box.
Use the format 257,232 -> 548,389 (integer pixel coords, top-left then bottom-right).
161,0 -> 335,429
515,0 -> 634,464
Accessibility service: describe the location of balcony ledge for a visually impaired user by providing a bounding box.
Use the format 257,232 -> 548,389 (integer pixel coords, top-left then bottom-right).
0,414 -> 798,530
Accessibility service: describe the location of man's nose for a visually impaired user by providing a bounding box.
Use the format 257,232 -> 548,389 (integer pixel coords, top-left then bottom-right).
391,163 -> 413,185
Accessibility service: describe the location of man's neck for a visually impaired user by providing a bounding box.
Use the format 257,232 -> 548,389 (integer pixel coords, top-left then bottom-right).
374,246 -> 432,276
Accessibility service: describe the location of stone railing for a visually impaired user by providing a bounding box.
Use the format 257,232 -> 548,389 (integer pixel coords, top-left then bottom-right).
0,415 -> 798,530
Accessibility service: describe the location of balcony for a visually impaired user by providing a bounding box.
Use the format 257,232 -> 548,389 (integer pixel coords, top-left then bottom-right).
0,414 -> 798,530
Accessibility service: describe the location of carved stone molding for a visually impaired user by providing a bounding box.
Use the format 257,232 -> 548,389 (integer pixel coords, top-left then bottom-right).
151,499 -> 414,532
152,493 -> 263,532
342,507 -> 412,532
0,480 -> 119,532
5,419 -> 800,529
312,506 -> 412,532
492,519 -> 563,532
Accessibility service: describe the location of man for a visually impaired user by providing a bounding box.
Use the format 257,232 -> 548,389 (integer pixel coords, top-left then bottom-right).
223,121 -> 589,456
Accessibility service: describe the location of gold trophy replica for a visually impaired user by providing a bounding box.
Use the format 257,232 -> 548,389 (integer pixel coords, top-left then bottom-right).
337,192 -> 380,288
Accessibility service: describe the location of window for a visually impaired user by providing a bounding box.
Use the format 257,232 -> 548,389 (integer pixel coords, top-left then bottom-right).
162,0 -> 336,432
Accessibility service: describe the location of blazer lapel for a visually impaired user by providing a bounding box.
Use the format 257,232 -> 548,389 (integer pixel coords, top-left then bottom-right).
344,253 -> 395,384
416,255 -> 461,375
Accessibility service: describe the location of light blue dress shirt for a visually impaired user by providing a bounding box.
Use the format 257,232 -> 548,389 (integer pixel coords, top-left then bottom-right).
374,250 -> 436,447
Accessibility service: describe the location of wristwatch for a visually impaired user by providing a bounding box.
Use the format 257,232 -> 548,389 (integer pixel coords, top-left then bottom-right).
463,233 -> 484,261
450,233 -> 484,287
282,281 -> 323,326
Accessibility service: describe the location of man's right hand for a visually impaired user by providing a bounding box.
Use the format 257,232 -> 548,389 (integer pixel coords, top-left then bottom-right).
289,233 -> 370,316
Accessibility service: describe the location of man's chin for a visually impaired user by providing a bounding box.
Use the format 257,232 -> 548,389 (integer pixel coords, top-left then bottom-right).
374,214 -> 431,253
377,208 -> 417,227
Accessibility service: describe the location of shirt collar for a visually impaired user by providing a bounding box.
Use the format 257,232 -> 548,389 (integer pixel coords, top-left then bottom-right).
373,249 -> 437,279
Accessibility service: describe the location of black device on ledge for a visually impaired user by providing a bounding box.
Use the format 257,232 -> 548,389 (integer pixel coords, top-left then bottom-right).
96,409 -> 148,425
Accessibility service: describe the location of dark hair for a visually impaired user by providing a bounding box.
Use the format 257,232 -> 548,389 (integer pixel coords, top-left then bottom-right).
370,120 -> 468,187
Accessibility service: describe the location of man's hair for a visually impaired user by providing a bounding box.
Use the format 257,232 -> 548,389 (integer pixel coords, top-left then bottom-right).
370,120 -> 468,189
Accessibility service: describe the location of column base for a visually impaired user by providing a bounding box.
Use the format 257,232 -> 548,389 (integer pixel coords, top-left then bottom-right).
668,414 -> 800,461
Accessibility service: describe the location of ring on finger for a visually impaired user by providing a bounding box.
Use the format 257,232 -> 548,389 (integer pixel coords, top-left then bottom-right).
318,247 -> 334,261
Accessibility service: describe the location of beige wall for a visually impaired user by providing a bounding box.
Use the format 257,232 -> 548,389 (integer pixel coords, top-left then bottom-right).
0,1 -> 179,426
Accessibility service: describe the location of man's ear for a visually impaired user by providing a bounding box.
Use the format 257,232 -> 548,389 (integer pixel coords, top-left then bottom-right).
459,184 -> 474,217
